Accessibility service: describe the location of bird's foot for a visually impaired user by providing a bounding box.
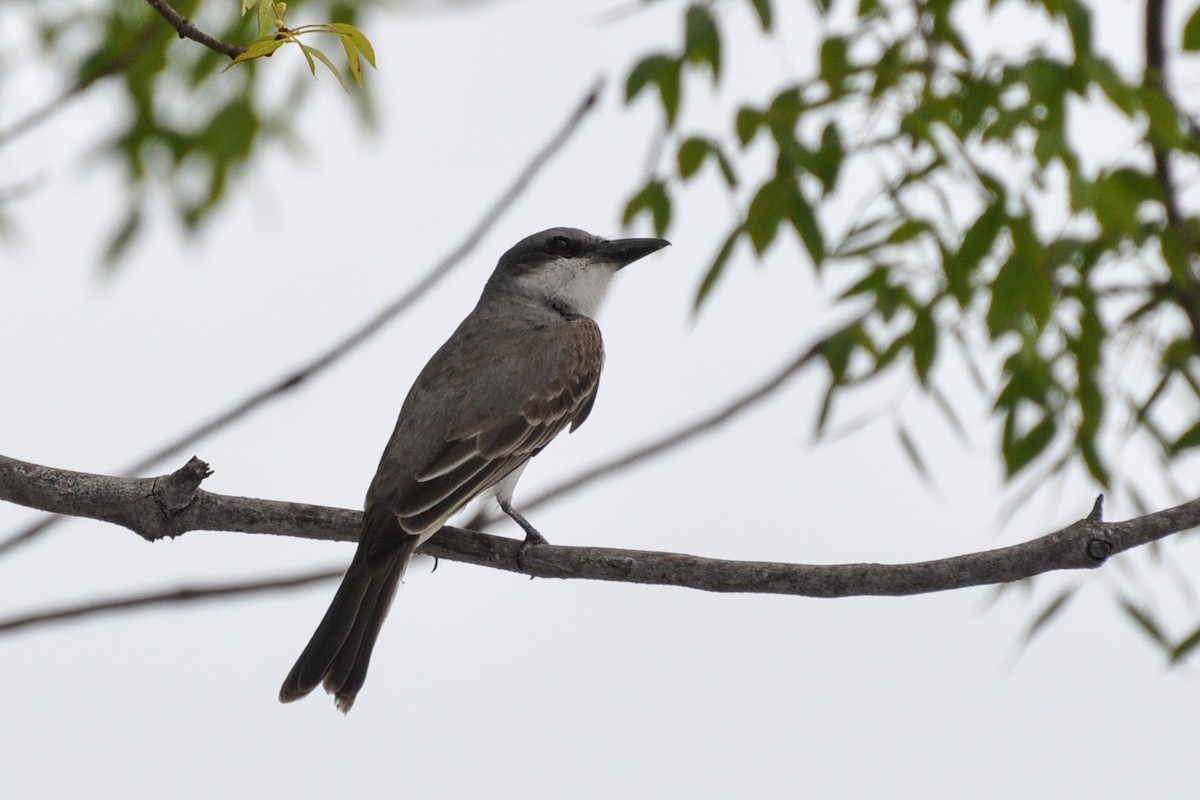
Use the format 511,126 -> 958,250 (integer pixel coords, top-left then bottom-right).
500,499 -> 549,571
516,530 -> 548,571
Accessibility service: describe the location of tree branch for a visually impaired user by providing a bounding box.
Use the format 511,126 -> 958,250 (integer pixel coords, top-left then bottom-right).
3,454 -> 1197,601
0,78 -> 603,556
1144,0 -> 1180,225
143,0 -> 246,60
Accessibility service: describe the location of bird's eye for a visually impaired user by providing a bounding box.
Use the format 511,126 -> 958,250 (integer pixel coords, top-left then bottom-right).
549,236 -> 571,253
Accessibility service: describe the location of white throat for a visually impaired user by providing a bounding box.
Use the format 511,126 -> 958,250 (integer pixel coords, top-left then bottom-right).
516,258 -> 618,318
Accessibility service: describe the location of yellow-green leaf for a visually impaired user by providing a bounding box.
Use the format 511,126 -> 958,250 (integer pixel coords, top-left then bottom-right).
300,43 -> 350,93
336,33 -> 363,84
1184,6 -> 1200,51
329,22 -> 377,68
257,1 -> 275,35
229,36 -> 286,66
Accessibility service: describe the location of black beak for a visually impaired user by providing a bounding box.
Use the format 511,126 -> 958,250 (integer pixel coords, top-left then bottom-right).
594,237 -> 671,270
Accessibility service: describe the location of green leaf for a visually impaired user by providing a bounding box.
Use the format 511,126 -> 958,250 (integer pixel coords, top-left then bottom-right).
1160,227 -> 1192,286
736,107 -> 765,145
986,217 -> 1054,338
1184,6 -> 1200,51
299,42 -> 351,93
1119,597 -> 1170,649
677,137 -> 711,180
765,88 -> 804,135
102,208 -> 142,266
695,227 -> 743,309
947,203 -> 1004,306
336,33 -> 363,85
910,306 -> 936,384
625,54 -> 681,125
886,219 -> 928,245
684,5 -> 722,80
1002,412 -> 1056,477
748,0 -> 773,30
1138,86 -> 1183,148
1084,56 -> 1137,116
896,423 -> 932,483
1092,167 -> 1162,238
813,122 -> 843,193
821,324 -> 860,385
713,148 -> 739,187
1170,420 -> 1200,455
329,22 -> 377,68
819,36 -> 850,93
1021,588 -> 1076,646
930,384 -> 968,442
1063,0 -> 1092,56
788,190 -> 825,265
657,59 -> 684,126
1171,624 -> 1200,663
256,0 -> 275,36
623,180 -> 672,237
839,265 -> 889,301
229,35 -> 287,66
745,176 -> 791,253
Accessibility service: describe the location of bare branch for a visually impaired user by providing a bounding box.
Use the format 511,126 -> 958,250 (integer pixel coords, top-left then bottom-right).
0,174 -> 45,206
1144,0 -> 1182,224
0,78 -> 603,556
0,568 -> 341,635
143,0 -> 246,60
3,454 -> 1198,606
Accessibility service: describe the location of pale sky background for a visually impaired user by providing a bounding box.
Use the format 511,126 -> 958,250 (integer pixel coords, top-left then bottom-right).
2,0 -> 1199,797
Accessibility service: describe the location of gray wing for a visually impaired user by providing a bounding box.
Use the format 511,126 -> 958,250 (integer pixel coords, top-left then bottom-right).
373,318 -> 603,538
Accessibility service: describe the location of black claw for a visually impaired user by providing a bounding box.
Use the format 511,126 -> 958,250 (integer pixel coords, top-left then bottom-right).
516,526 -> 550,572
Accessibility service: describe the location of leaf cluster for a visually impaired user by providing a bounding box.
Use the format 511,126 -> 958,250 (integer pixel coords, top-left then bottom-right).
21,0 -> 380,264
622,0 -> 1200,661
231,1 -> 376,92
624,0 -> 1200,486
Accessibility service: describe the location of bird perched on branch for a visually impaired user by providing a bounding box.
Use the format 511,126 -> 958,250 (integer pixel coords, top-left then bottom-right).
279,227 -> 669,711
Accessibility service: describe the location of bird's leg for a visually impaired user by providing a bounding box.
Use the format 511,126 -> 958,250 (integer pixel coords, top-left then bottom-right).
499,499 -> 548,568
499,499 -> 548,545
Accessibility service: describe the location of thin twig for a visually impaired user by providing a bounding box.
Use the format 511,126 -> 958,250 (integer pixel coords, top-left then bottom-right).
0,78 -> 604,557
0,83 -> 94,149
143,0 -> 246,60
0,174 -> 45,206
0,568 -> 342,634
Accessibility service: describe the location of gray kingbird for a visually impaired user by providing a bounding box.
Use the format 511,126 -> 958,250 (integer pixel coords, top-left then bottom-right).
279,227 -> 669,711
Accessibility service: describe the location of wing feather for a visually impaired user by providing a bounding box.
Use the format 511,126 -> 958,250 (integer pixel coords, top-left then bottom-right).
384,318 -> 603,536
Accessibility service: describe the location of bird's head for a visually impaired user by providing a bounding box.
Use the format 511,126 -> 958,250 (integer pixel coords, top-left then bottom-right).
487,227 -> 669,319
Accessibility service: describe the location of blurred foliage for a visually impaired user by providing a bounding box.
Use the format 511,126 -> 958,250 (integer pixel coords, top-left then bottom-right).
624,0 -> 1200,661
5,0 -> 380,264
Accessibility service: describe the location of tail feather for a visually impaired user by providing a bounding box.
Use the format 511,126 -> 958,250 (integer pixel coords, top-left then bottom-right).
323,548 -> 407,712
279,523 -> 420,711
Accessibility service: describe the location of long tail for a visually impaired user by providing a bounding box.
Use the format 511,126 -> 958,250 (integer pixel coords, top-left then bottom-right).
279,521 -> 420,713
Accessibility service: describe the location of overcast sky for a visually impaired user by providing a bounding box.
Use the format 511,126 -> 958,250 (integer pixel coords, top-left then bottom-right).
2,1 -> 1198,797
